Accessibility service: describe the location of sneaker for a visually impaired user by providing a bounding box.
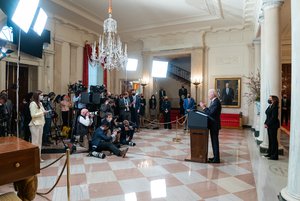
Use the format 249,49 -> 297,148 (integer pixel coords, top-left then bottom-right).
120,147 -> 129,158
128,141 -> 136,146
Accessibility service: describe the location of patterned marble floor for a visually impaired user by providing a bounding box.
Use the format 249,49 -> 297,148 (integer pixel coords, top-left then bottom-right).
0,128 -> 289,201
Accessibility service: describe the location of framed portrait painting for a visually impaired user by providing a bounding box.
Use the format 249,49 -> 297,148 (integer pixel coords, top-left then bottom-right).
215,77 -> 241,108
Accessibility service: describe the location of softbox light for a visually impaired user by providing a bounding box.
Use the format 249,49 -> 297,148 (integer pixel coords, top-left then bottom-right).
12,0 -> 39,33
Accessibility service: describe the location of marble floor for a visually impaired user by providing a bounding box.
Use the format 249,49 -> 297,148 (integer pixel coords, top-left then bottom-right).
0,128 -> 289,201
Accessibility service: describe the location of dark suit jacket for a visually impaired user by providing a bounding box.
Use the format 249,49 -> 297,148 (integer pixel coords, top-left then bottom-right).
203,98 -> 222,130
264,105 -> 280,129
159,89 -> 166,99
179,88 -> 187,99
221,87 -> 234,105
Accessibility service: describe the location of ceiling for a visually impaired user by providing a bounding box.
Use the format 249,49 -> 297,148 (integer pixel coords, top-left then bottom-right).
41,0 -> 258,41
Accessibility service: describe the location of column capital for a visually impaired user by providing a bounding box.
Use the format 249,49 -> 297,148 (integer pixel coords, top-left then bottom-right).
263,0 -> 284,10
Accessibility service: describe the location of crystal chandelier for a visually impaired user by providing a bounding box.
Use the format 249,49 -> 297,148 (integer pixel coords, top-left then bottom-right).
90,0 -> 127,70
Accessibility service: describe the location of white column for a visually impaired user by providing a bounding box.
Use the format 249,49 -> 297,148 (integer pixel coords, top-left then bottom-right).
280,0 -> 300,200
61,41 -> 71,94
253,39 -> 261,134
258,12 -> 266,143
260,0 -> 283,151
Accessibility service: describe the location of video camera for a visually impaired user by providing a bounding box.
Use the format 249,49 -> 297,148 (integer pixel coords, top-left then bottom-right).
90,85 -> 106,94
68,80 -> 87,94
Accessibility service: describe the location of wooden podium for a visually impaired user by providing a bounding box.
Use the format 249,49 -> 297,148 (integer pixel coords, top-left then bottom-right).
185,111 -> 209,163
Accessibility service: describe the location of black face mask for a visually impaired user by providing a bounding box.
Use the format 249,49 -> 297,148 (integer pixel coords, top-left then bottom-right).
132,93 -> 136,96
187,96 -> 191,98
267,100 -> 272,104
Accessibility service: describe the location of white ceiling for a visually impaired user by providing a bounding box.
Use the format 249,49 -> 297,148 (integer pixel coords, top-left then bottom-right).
41,0 -> 258,40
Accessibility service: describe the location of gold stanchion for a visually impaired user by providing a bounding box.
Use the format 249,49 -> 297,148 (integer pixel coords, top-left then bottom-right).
173,116 -> 182,143
66,149 -> 71,201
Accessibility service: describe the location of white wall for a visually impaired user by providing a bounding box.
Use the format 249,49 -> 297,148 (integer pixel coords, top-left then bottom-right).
205,29 -> 254,125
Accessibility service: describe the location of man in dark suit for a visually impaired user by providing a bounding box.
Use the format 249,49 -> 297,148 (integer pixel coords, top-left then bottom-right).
221,82 -> 234,105
200,89 -> 222,163
281,94 -> 290,126
179,85 -> 188,116
159,88 -> 166,112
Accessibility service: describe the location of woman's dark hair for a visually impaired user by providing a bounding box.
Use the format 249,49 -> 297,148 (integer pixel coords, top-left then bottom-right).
271,95 -> 279,106
32,90 -> 42,109
25,92 -> 33,103
54,95 -> 62,103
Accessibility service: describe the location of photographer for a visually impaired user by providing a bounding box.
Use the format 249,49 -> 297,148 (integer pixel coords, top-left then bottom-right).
41,94 -> 53,146
75,108 -> 93,144
72,91 -> 86,110
100,99 -> 114,119
119,120 -> 136,146
91,120 -> 128,158
0,93 -> 9,137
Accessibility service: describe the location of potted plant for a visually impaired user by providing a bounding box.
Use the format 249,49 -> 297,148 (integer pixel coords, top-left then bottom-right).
244,71 -> 261,114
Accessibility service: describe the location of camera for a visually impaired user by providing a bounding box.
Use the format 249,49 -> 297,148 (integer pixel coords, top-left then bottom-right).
89,111 -> 99,116
68,80 -> 87,94
90,85 -> 106,94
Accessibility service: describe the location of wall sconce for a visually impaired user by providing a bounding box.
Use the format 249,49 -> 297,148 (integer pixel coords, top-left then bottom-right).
191,76 -> 202,104
139,77 -> 149,93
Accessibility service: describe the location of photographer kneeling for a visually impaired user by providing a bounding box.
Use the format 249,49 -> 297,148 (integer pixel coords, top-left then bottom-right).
119,120 -> 136,146
75,109 -> 93,146
91,120 -> 128,158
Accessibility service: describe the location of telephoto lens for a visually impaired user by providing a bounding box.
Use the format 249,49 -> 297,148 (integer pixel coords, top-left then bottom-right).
91,151 -> 106,159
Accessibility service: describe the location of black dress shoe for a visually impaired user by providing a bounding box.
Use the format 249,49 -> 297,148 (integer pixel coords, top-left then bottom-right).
208,157 -> 214,161
208,159 -> 220,163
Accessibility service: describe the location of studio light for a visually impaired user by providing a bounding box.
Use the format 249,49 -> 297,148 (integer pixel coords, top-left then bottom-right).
33,8 -> 48,36
12,0 -> 40,33
126,58 -> 138,71
152,60 -> 168,78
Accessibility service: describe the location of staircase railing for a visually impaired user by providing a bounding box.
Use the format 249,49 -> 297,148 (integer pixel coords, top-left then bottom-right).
168,64 -> 191,84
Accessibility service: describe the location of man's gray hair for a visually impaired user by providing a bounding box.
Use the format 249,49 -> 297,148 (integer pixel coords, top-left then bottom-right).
208,89 -> 217,97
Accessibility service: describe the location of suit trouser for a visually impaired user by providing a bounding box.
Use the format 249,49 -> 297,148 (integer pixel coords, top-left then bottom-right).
267,127 -> 278,157
30,125 -> 44,158
164,112 -> 171,129
97,141 -> 121,156
210,127 -> 220,160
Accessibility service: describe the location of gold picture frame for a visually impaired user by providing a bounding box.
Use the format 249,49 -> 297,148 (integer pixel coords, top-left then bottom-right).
215,77 -> 241,108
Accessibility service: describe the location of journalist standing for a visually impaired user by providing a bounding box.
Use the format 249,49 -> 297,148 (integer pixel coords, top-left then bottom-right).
29,90 -> 50,162
263,95 -> 280,160
200,89 -> 222,163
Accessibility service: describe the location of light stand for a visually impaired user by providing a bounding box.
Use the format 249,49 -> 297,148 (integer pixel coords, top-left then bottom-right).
16,28 -> 21,137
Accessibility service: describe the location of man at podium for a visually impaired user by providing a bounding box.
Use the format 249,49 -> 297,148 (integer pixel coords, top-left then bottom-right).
199,89 -> 222,163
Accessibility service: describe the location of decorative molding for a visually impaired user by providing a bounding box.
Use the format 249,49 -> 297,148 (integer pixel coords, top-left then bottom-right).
53,16 -> 98,37
263,0 -> 284,10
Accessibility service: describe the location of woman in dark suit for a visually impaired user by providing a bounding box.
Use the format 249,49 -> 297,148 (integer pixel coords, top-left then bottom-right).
264,95 -> 280,160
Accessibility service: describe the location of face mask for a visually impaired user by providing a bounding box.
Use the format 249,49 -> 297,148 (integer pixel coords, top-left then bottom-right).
267,100 -> 272,104
132,93 -> 136,96
107,117 -> 112,122
152,97 -> 154,99
187,96 -> 191,98
39,95 -> 43,101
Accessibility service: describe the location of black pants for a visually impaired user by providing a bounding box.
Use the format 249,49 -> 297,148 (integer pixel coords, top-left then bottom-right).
61,111 -> 70,127
267,127 -> 278,158
281,109 -> 289,125
120,130 -> 134,145
96,141 -> 121,156
163,112 -> 171,129
210,127 -> 220,160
